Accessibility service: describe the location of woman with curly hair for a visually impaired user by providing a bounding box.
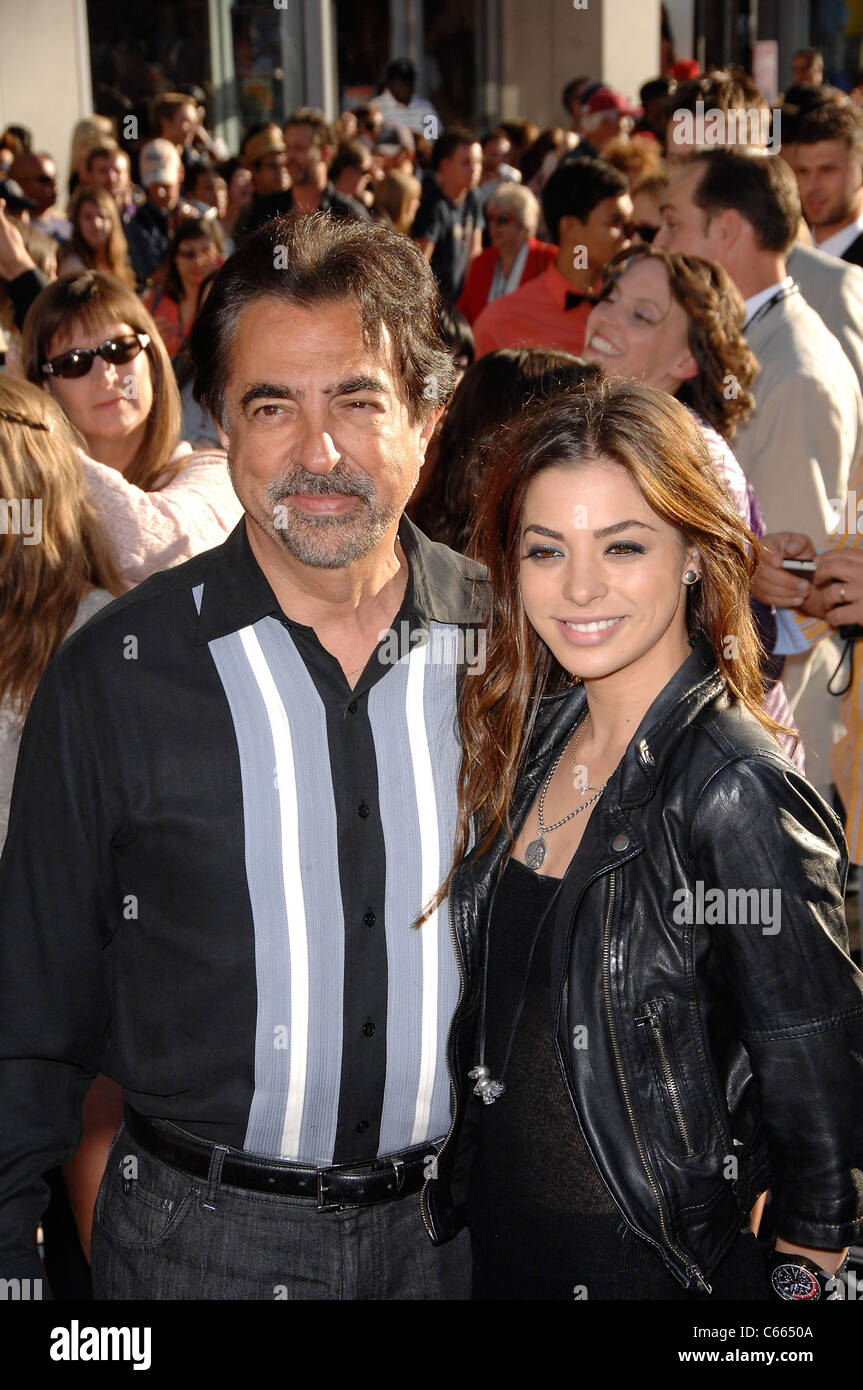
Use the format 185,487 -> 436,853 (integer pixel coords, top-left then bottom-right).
581,243 -> 758,564
583,242 -> 757,440
59,185 -> 135,286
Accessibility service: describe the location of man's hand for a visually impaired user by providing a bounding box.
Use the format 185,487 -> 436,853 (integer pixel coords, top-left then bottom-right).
0,199 -> 36,281
814,547 -> 863,628
751,532 -> 814,608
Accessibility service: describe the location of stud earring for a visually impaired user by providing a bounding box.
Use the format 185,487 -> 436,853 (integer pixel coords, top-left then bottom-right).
683,569 -> 700,585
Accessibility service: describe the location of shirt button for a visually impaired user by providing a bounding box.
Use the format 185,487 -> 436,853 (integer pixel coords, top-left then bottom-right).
358,802 -> 370,819
356,1119 -> 370,1133
363,911 -> 376,927
363,1020 -> 376,1037
347,699 -> 358,714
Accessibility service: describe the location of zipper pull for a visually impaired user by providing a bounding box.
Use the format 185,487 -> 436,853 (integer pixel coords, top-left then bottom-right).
691,1265 -> 713,1294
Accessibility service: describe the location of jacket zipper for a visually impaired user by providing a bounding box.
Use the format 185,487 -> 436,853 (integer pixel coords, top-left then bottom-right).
602,870 -> 711,1293
420,895 -> 466,1241
636,1001 -> 694,1156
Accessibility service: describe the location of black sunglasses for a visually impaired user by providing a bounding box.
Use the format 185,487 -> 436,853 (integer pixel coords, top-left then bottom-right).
41,332 -> 150,380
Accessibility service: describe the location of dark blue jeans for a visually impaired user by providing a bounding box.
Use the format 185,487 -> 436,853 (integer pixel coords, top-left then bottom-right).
90,1122 -> 471,1300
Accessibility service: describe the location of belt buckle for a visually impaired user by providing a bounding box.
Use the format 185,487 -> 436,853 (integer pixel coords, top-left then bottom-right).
316,1155 -> 378,1213
315,1154 -> 404,1213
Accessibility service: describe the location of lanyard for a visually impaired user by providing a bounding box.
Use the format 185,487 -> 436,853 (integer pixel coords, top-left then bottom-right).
743,281 -> 798,332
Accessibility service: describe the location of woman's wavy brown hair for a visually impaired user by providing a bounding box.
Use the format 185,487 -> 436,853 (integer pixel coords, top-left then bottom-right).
600,243 -> 758,439
65,184 -> 136,286
0,377 -> 125,718
22,270 -> 184,491
426,376 -> 791,916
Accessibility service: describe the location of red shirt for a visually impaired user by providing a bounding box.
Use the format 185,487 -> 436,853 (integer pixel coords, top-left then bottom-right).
143,288 -> 186,360
456,238 -> 557,324
473,262 -> 594,359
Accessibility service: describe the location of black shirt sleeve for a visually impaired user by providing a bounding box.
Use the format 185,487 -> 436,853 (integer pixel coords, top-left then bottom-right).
410,190 -> 443,244
0,649 -> 113,1283
8,268 -> 47,332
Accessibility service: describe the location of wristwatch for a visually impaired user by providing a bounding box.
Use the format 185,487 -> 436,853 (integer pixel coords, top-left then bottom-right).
768,1250 -> 847,1300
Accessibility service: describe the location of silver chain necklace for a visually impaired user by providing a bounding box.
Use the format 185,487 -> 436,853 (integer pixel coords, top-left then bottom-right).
524,714 -> 606,870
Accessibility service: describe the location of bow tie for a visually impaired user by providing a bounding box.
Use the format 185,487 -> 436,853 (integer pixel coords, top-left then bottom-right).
565,291 -> 598,311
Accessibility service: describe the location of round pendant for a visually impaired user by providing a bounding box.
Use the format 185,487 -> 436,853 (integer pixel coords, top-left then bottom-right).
525,837 -> 547,870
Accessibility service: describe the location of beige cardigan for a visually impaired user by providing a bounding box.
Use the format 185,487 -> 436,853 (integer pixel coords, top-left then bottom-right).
80,442 -> 244,586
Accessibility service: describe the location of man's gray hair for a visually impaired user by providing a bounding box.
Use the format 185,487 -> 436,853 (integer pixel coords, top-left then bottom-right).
191,212 -> 456,429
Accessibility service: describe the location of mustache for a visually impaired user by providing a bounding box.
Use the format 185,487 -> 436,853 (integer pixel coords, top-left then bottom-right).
266,464 -> 375,504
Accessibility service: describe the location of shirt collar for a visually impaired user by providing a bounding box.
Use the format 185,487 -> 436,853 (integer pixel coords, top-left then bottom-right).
542,261 -> 588,307
490,239 -> 530,299
194,514 -> 486,645
811,208 -> 863,259
743,275 -> 794,327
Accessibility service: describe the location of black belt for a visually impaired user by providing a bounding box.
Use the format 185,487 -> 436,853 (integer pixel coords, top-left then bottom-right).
125,1107 -> 437,1212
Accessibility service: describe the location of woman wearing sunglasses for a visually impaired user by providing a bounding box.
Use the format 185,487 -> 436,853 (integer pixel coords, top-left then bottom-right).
22,270 -> 242,586
457,184 -> 556,325
422,379 -> 863,1301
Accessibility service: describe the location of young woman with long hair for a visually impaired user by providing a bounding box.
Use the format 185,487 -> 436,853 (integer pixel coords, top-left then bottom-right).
59,185 -> 135,286
0,374 -> 126,1296
421,378 -> 863,1301
22,270 -> 242,585
143,215 -> 224,359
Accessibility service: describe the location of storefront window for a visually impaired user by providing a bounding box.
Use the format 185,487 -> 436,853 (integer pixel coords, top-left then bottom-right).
231,3 -> 289,128
88,0 -> 211,133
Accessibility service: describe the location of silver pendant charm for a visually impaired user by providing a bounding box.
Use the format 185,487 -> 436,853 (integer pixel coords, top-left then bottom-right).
524,836 -> 547,870
468,1064 -> 506,1105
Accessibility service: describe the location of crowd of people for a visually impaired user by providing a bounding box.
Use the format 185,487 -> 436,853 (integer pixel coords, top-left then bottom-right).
0,46 -> 863,1307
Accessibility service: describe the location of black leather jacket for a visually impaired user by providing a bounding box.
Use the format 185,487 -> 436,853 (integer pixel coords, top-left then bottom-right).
422,634 -> 863,1291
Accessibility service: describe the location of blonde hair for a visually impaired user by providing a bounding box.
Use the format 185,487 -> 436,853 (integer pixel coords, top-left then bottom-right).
0,377 -> 125,718
22,270 -> 184,491
69,115 -> 115,173
373,170 -> 422,234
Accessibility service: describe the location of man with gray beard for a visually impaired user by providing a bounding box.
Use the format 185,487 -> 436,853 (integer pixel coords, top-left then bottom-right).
0,213 -> 483,1299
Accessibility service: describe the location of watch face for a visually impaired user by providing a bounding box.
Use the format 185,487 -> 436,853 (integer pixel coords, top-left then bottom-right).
771,1262 -> 822,1300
